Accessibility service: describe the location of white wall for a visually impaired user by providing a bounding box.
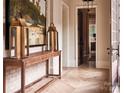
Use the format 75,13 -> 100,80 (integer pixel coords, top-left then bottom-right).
96,0 -> 111,69
61,0 -> 77,67
62,1 -> 70,67
67,0 -> 76,67
62,5 -> 68,67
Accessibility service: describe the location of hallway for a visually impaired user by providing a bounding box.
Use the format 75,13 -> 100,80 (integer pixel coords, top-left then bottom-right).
38,65 -> 109,93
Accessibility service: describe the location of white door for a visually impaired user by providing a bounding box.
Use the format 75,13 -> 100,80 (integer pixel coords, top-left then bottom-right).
111,0 -> 120,92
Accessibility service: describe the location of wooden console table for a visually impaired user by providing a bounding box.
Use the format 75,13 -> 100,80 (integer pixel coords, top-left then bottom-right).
3,51 -> 61,93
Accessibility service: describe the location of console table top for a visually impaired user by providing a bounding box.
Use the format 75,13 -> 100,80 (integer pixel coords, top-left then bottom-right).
3,51 -> 61,67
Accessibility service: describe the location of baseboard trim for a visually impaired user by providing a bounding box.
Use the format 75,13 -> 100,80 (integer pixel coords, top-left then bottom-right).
96,60 -> 110,69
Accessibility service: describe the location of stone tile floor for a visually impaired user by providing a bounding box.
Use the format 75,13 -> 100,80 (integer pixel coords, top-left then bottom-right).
37,65 -> 110,93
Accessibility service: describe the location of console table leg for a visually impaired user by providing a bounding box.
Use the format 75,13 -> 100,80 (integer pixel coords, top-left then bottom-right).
3,63 -> 6,93
21,62 -> 25,93
46,60 -> 49,77
59,54 -> 61,78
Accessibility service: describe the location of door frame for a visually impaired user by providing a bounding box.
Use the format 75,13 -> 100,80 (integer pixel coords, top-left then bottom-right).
75,5 -> 97,67
110,0 -> 120,92
61,1 -> 70,67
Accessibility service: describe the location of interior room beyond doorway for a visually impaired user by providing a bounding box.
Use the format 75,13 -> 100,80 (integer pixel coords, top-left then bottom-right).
78,8 -> 96,67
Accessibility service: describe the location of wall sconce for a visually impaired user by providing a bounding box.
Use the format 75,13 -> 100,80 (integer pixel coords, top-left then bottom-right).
9,18 -> 29,59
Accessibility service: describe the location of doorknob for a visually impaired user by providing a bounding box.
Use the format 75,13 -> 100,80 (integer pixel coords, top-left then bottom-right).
107,47 -> 119,51
107,48 -> 119,51
107,48 -> 110,50
107,48 -> 111,55
107,46 -> 120,56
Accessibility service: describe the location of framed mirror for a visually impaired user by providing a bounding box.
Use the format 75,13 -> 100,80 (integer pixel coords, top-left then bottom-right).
5,0 -> 47,49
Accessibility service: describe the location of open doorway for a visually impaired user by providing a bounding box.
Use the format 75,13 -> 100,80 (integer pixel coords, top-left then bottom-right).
78,8 -> 96,67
